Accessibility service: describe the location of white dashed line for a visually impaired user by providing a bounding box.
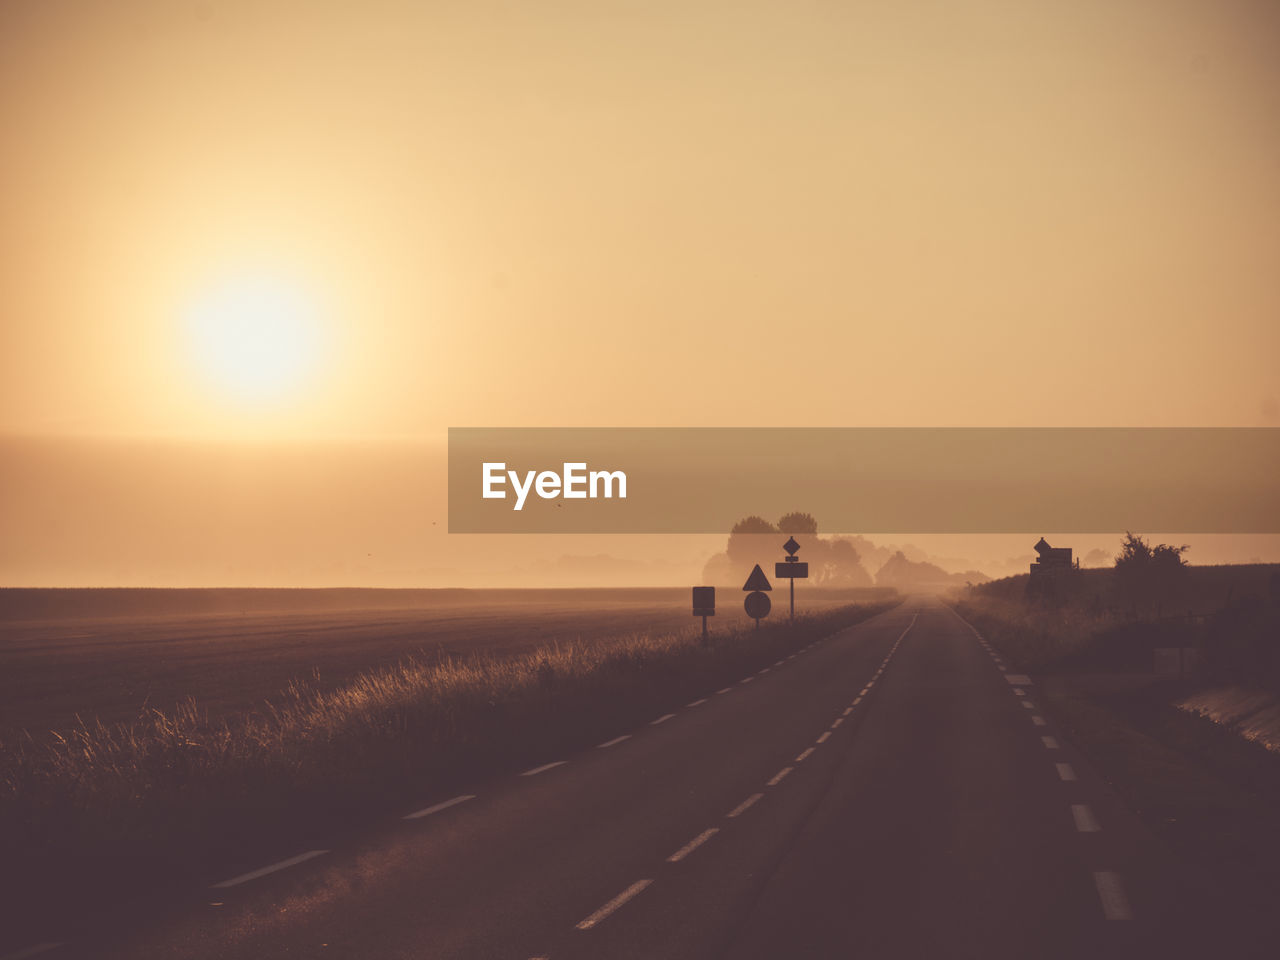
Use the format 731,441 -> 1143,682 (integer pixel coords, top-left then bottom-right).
795,747 -> 816,762
597,735 -> 632,749
728,793 -> 764,818
757,668 -> 771,675
853,696 -> 862,705
1013,688 -> 1027,697
1005,674 -> 1033,685
521,761 -> 567,777
774,660 -> 784,667
686,698 -> 708,708
841,707 -> 853,716
1093,871 -> 1133,920
997,666 -> 1007,672
717,687 -> 733,695
768,766 -> 794,786
1031,715 -> 1047,726
650,713 -> 676,725
211,850 -> 330,889
815,731 -> 832,744
668,828 -> 719,862
1040,736 -> 1059,749
576,879 -> 654,930
1056,763 -> 1077,781
1022,701 -> 1036,709
739,677 -> 755,685
1072,804 -> 1101,833
403,794 -> 476,820
829,718 -> 843,729
860,687 -> 869,695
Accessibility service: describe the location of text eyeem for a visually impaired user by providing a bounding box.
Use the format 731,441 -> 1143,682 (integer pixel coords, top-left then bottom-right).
482,462 -> 627,511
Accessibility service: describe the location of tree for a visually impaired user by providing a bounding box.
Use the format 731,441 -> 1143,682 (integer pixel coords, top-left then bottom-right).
1114,532 -> 1189,617
777,512 -> 818,535
726,516 -> 778,571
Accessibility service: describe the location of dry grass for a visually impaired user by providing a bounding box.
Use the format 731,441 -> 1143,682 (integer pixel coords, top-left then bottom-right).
952,592 -> 1118,671
0,603 -> 893,903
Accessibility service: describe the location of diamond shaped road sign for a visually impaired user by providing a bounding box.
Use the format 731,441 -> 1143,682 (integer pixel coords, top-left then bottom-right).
743,564 -> 772,592
783,536 -> 801,556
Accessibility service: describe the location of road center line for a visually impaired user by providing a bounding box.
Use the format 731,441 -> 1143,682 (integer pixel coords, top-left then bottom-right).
841,707 -> 853,716
815,731 -> 832,743
1072,804 -> 1101,832
768,766 -> 794,786
597,735 -> 632,749
668,828 -> 720,862
1031,715 -> 1047,726
650,713 -> 676,725
740,677 -> 755,685
1093,871 -> 1133,920
1022,701 -> 1036,709
757,668 -> 771,675
717,686 -> 733,694
575,879 -> 654,930
727,793 -> 764,818
520,761 -> 567,777
795,747 -> 816,762
829,718 -> 843,729
403,794 -> 476,820
852,696 -> 862,705
1013,688 -> 1027,697
211,850 -> 330,889
686,698 -> 708,708
1040,736 -> 1059,749
1056,763 -> 1077,781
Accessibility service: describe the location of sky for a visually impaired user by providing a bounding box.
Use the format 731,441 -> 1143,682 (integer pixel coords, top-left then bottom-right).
2,0 -> 1278,586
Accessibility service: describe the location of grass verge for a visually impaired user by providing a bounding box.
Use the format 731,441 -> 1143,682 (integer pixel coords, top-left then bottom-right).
953,596 -> 1280,943
0,601 -> 895,933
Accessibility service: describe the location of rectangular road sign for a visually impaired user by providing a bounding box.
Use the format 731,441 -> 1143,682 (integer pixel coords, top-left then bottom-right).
692,586 -> 715,616
775,562 -> 808,579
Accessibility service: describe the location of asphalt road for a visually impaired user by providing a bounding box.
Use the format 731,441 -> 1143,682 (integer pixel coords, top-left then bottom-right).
7,598 -> 1215,959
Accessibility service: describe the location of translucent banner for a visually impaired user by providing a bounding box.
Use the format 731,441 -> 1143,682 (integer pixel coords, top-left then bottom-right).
448,428 -> 1280,533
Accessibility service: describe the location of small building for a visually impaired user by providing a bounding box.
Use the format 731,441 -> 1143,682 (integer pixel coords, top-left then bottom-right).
1029,537 -> 1073,579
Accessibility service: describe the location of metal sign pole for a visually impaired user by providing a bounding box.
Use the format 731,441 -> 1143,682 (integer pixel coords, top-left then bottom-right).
776,537 -> 808,627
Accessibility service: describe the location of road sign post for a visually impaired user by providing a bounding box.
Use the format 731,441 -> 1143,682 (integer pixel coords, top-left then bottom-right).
692,586 -> 715,644
742,564 -> 772,629
774,536 -> 809,622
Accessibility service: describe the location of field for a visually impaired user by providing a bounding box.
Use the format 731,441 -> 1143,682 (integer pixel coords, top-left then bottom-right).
0,589 -> 897,938
0,586 -> 890,740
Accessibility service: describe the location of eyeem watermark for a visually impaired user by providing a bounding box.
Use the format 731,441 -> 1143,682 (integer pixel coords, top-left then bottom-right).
482,462 -> 627,511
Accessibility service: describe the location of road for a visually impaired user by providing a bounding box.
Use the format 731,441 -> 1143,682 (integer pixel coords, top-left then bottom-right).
6,598 -> 1215,959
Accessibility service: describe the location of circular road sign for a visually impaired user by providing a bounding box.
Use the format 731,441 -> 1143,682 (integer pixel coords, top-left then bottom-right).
744,590 -> 771,620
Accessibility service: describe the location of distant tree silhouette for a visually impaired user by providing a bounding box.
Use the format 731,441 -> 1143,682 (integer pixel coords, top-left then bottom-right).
777,512 -> 818,535
1114,532 -> 1189,617
726,516 -> 779,571
703,513 -> 873,587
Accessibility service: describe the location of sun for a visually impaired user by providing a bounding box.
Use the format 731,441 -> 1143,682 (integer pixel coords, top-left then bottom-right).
183,273 -> 324,404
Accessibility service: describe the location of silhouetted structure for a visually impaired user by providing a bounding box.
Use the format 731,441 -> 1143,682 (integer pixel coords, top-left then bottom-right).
1029,537 -> 1075,590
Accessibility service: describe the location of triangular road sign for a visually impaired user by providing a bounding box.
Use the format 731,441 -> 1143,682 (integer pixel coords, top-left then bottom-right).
742,564 -> 772,591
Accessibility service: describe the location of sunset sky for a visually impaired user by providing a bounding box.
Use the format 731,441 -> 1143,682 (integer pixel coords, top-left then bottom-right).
2,0 -> 1278,585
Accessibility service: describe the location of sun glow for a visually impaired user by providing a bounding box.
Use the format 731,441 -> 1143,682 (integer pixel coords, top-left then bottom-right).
183,273 -> 325,404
